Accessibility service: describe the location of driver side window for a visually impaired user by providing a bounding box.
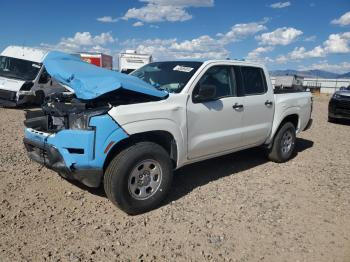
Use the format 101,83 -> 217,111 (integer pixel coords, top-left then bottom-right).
193,66 -> 234,100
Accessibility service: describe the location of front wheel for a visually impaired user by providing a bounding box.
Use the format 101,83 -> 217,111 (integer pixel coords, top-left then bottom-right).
104,142 -> 173,215
268,122 -> 296,163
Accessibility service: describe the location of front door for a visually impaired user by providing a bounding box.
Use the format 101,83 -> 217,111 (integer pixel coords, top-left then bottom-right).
187,65 -> 245,159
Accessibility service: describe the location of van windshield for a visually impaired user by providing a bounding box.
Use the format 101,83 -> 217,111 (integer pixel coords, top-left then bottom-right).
0,56 -> 42,81
130,61 -> 202,93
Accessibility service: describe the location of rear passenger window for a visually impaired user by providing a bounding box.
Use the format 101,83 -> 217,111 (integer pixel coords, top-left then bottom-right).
241,66 -> 267,95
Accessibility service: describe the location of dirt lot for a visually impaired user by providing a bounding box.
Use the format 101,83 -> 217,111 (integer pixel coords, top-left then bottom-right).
0,96 -> 349,262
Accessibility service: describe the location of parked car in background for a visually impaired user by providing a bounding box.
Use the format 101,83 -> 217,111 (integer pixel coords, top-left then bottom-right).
329,86 -> 350,122
24,52 -> 313,214
0,46 -> 67,107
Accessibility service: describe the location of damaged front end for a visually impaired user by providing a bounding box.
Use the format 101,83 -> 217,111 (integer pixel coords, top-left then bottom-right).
23,93 -> 131,187
23,51 -> 167,187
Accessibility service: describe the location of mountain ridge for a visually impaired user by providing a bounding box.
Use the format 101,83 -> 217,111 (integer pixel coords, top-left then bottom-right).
270,69 -> 350,79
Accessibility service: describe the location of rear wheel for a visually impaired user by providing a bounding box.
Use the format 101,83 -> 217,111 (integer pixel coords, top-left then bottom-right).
268,122 -> 296,163
104,142 -> 173,215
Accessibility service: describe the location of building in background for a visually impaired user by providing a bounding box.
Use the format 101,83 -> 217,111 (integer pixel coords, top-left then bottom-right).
271,76 -> 350,94
274,75 -> 304,92
119,50 -> 152,74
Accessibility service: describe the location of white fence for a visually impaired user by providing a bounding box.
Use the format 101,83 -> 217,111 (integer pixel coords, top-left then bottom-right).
271,77 -> 350,94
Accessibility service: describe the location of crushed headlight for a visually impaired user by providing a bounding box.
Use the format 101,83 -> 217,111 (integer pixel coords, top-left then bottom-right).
68,108 -> 109,130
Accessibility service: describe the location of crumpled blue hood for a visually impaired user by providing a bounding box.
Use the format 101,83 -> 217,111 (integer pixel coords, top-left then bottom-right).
43,51 -> 168,100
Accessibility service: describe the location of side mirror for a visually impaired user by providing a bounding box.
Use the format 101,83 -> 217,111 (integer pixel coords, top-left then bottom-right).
193,84 -> 217,103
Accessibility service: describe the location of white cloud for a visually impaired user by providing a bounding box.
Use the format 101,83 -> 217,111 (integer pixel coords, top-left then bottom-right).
257,27 -> 303,46
299,61 -> 350,74
93,32 -> 116,45
323,32 -> 350,53
304,35 -> 316,42
133,21 -> 144,27
331,11 -> 350,26
269,1 -> 291,9
246,46 -> 274,62
141,0 -> 214,7
127,20 -> 267,60
306,46 -> 326,57
218,21 -> 267,44
97,16 -> 118,23
122,0 -> 214,23
275,32 -> 350,63
275,46 -> 325,64
134,37 -> 229,60
40,32 -> 116,53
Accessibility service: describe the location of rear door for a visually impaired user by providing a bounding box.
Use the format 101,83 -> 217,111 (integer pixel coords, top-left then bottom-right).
238,66 -> 274,146
187,65 -> 245,159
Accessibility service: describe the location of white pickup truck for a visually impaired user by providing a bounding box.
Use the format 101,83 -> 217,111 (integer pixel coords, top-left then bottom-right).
24,52 -> 313,214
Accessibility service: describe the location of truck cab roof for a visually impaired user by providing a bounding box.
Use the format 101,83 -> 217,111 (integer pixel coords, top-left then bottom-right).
1,46 -> 49,63
203,59 -> 265,67
155,59 -> 265,68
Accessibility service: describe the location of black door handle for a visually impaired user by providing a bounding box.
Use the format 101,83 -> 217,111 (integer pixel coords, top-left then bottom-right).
232,103 -> 244,110
265,100 -> 273,106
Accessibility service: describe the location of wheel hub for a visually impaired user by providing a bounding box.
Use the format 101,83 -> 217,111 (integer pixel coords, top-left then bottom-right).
281,130 -> 293,154
128,159 -> 162,200
137,170 -> 151,186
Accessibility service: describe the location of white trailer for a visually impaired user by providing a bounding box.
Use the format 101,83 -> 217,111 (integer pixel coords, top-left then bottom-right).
274,75 -> 304,92
118,50 -> 152,74
275,75 -> 304,88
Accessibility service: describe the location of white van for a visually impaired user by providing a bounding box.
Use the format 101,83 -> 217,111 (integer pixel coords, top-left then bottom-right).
0,46 -> 66,107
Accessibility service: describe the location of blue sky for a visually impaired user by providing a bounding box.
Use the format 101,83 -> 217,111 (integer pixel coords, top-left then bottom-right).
1,0 -> 350,72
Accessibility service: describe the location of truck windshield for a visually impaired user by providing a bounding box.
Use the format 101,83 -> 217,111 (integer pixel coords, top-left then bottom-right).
131,61 -> 202,93
0,56 -> 42,81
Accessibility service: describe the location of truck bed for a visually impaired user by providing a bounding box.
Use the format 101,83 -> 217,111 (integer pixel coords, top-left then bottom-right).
273,91 -> 312,133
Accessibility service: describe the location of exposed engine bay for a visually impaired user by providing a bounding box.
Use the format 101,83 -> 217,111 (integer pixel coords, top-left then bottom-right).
24,90 -> 161,132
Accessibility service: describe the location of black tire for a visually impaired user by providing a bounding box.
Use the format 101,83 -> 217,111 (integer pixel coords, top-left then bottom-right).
328,116 -> 337,123
104,142 -> 173,215
268,122 -> 296,163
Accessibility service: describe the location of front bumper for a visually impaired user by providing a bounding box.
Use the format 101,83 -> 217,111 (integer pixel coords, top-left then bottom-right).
0,98 -> 17,107
23,114 -> 129,188
0,89 -> 17,107
329,98 -> 350,120
24,137 -> 102,187
0,89 -> 34,107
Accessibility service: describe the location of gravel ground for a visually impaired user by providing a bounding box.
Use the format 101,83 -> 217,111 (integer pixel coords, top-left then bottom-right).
0,96 -> 350,262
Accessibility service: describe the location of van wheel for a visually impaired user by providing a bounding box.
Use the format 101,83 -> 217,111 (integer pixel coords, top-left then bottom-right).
268,122 -> 296,163
104,142 -> 173,215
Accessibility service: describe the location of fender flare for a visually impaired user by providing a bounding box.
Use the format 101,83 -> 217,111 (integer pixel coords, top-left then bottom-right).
267,106 -> 300,144
120,119 -> 186,167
